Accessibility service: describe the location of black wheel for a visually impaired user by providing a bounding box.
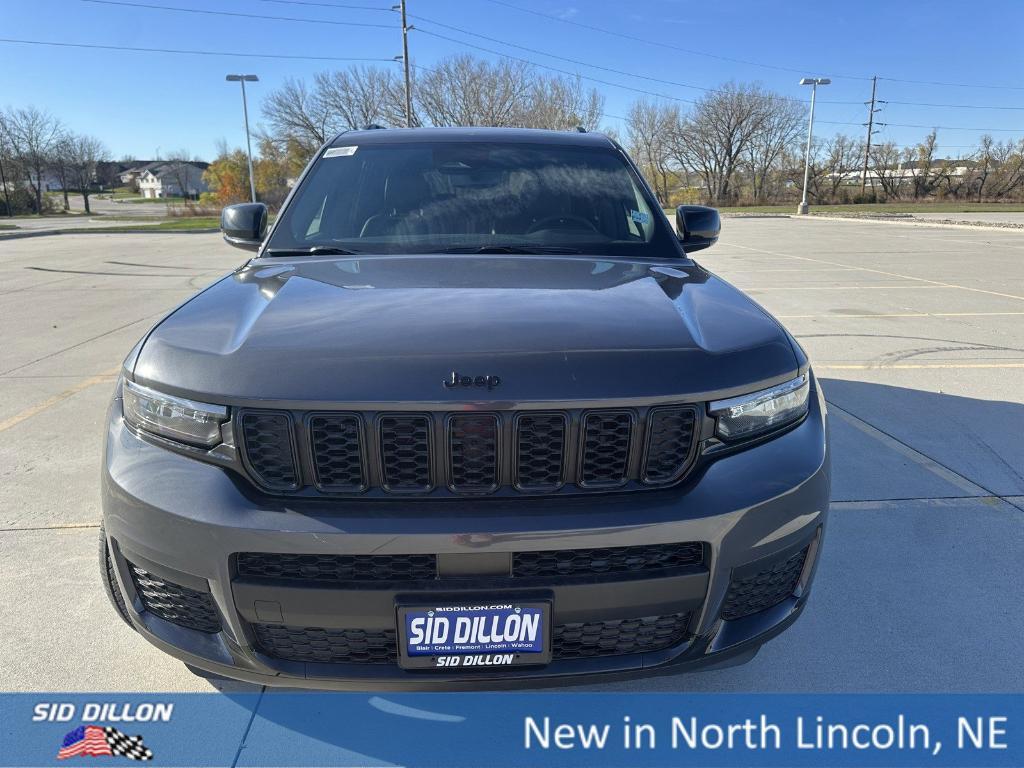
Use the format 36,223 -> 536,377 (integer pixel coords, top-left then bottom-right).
98,523 -> 134,628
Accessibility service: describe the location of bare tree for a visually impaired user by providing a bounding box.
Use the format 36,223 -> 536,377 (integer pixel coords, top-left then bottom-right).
820,134 -> 864,202
910,130 -> 939,199
524,75 -> 604,131
66,134 -> 108,213
742,95 -> 804,203
668,83 -> 776,205
315,66 -> 409,130
979,137 -> 1024,201
869,142 -> 905,199
626,100 -> 677,204
50,131 -> 76,210
416,55 -> 534,127
1,106 -> 64,213
261,77 -> 336,156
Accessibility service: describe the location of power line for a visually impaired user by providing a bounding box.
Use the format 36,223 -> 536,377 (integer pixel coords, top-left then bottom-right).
886,100 -> 1024,111
406,14 -> 1024,113
254,0 -> 391,9
477,0 -> 869,80
819,119 -> 1022,132
78,0 -> 394,28
0,37 -> 396,66
77,0 -> 1024,115
879,76 -> 1024,91
413,27 -> 698,106
0,36 -> 399,63
409,14 -> 728,97
484,0 -> 1024,94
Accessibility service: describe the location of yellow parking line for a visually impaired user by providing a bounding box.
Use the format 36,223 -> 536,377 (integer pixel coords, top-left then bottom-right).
816,362 -> 1024,370
0,368 -> 119,433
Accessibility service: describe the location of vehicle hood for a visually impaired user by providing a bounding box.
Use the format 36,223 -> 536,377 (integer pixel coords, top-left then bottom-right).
133,255 -> 799,404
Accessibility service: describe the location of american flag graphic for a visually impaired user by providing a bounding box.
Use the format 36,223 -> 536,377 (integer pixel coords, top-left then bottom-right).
57,725 -> 154,761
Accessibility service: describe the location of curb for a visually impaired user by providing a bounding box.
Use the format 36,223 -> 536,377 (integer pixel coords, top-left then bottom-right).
793,215 -> 1024,232
0,227 -> 220,241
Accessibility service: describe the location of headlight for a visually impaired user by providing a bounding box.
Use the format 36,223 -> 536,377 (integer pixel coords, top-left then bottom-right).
709,374 -> 810,441
122,380 -> 228,448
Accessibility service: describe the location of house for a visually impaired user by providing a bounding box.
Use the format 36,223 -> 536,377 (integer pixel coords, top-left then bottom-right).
136,161 -> 210,199
117,161 -> 161,187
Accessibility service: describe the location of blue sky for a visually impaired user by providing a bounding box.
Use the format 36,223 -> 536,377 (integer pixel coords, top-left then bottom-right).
3,0 -> 1023,160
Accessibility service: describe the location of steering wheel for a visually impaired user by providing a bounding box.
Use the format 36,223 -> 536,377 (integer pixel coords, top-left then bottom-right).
525,215 -> 598,234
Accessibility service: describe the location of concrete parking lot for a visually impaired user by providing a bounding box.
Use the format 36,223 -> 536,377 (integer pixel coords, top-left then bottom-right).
1,219 -> 1021,692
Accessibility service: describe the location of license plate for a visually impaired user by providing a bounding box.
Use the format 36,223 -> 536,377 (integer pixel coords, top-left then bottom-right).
397,601 -> 552,670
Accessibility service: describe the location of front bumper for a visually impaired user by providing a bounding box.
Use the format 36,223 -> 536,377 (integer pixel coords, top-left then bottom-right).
101,381 -> 829,689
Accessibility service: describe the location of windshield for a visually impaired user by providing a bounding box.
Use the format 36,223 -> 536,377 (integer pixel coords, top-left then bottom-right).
266,141 -> 679,257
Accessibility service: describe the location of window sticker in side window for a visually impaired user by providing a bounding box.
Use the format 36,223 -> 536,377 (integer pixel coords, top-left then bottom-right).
324,146 -> 358,158
630,209 -> 650,225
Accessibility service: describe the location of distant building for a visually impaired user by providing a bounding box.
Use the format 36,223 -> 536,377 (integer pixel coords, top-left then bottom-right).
135,161 -> 210,199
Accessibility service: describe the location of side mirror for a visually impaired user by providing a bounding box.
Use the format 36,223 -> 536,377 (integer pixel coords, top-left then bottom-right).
221,203 -> 268,251
675,205 -> 721,252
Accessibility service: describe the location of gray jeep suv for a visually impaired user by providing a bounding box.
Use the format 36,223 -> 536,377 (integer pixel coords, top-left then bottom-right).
100,127 -> 829,689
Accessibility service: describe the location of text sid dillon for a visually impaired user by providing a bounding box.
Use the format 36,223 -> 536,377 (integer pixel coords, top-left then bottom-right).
33,703 -> 174,723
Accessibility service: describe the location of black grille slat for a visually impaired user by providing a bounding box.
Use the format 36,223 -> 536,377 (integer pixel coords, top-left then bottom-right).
128,564 -> 221,634
643,406 -> 698,484
253,612 -> 691,664
580,411 -> 633,486
237,553 -> 437,583
309,413 -> 365,492
253,624 -> 398,664
378,415 -> 432,492
515,413 -> 567,490
448,414 -> 499,492
722,547 -> 809,620
240,411 -> 298,490
513,542 -> 704,579
552,613 -> 691,659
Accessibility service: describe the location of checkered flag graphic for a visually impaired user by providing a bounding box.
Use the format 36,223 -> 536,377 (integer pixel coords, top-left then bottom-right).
104,727 -> 154,761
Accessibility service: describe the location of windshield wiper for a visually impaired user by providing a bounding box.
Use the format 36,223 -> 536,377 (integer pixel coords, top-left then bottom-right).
432,245 -> 582,255
264,246 -> 361,257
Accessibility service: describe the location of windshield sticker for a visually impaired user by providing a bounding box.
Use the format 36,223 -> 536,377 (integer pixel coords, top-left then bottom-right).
630,209 -> 650,225
324,146 -> 358,158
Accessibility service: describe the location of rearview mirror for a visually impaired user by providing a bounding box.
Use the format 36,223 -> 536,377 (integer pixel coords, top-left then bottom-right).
675,205 -> 721,252
221,203 -> 268,251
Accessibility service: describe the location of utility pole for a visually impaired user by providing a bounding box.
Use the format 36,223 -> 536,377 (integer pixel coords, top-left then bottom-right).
399,0 -> 413,127
860,76 -> 880,194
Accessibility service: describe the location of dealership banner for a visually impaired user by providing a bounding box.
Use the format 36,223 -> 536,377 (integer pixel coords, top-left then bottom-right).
2,693 -> 1021,767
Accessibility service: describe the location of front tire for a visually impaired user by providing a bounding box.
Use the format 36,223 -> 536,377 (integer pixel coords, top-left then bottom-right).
98,523 -> 134,628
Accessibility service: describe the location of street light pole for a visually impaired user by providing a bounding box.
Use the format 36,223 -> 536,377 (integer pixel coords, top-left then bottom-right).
226,74 -> 259,203
798,77 -> 830,215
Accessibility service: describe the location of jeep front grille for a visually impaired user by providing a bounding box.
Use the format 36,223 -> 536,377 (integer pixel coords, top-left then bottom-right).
236,405 -> 700,497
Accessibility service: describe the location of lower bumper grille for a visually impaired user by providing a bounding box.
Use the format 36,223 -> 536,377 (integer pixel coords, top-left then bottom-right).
721,547 -> 809,620
236,542 -> 704,585
251,624 -> 398,664
252,612 -> 692,665
552,612 -> 691,659
236,552 -> 438,583
128,563 -> 221,634
513,542 -> 703,579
